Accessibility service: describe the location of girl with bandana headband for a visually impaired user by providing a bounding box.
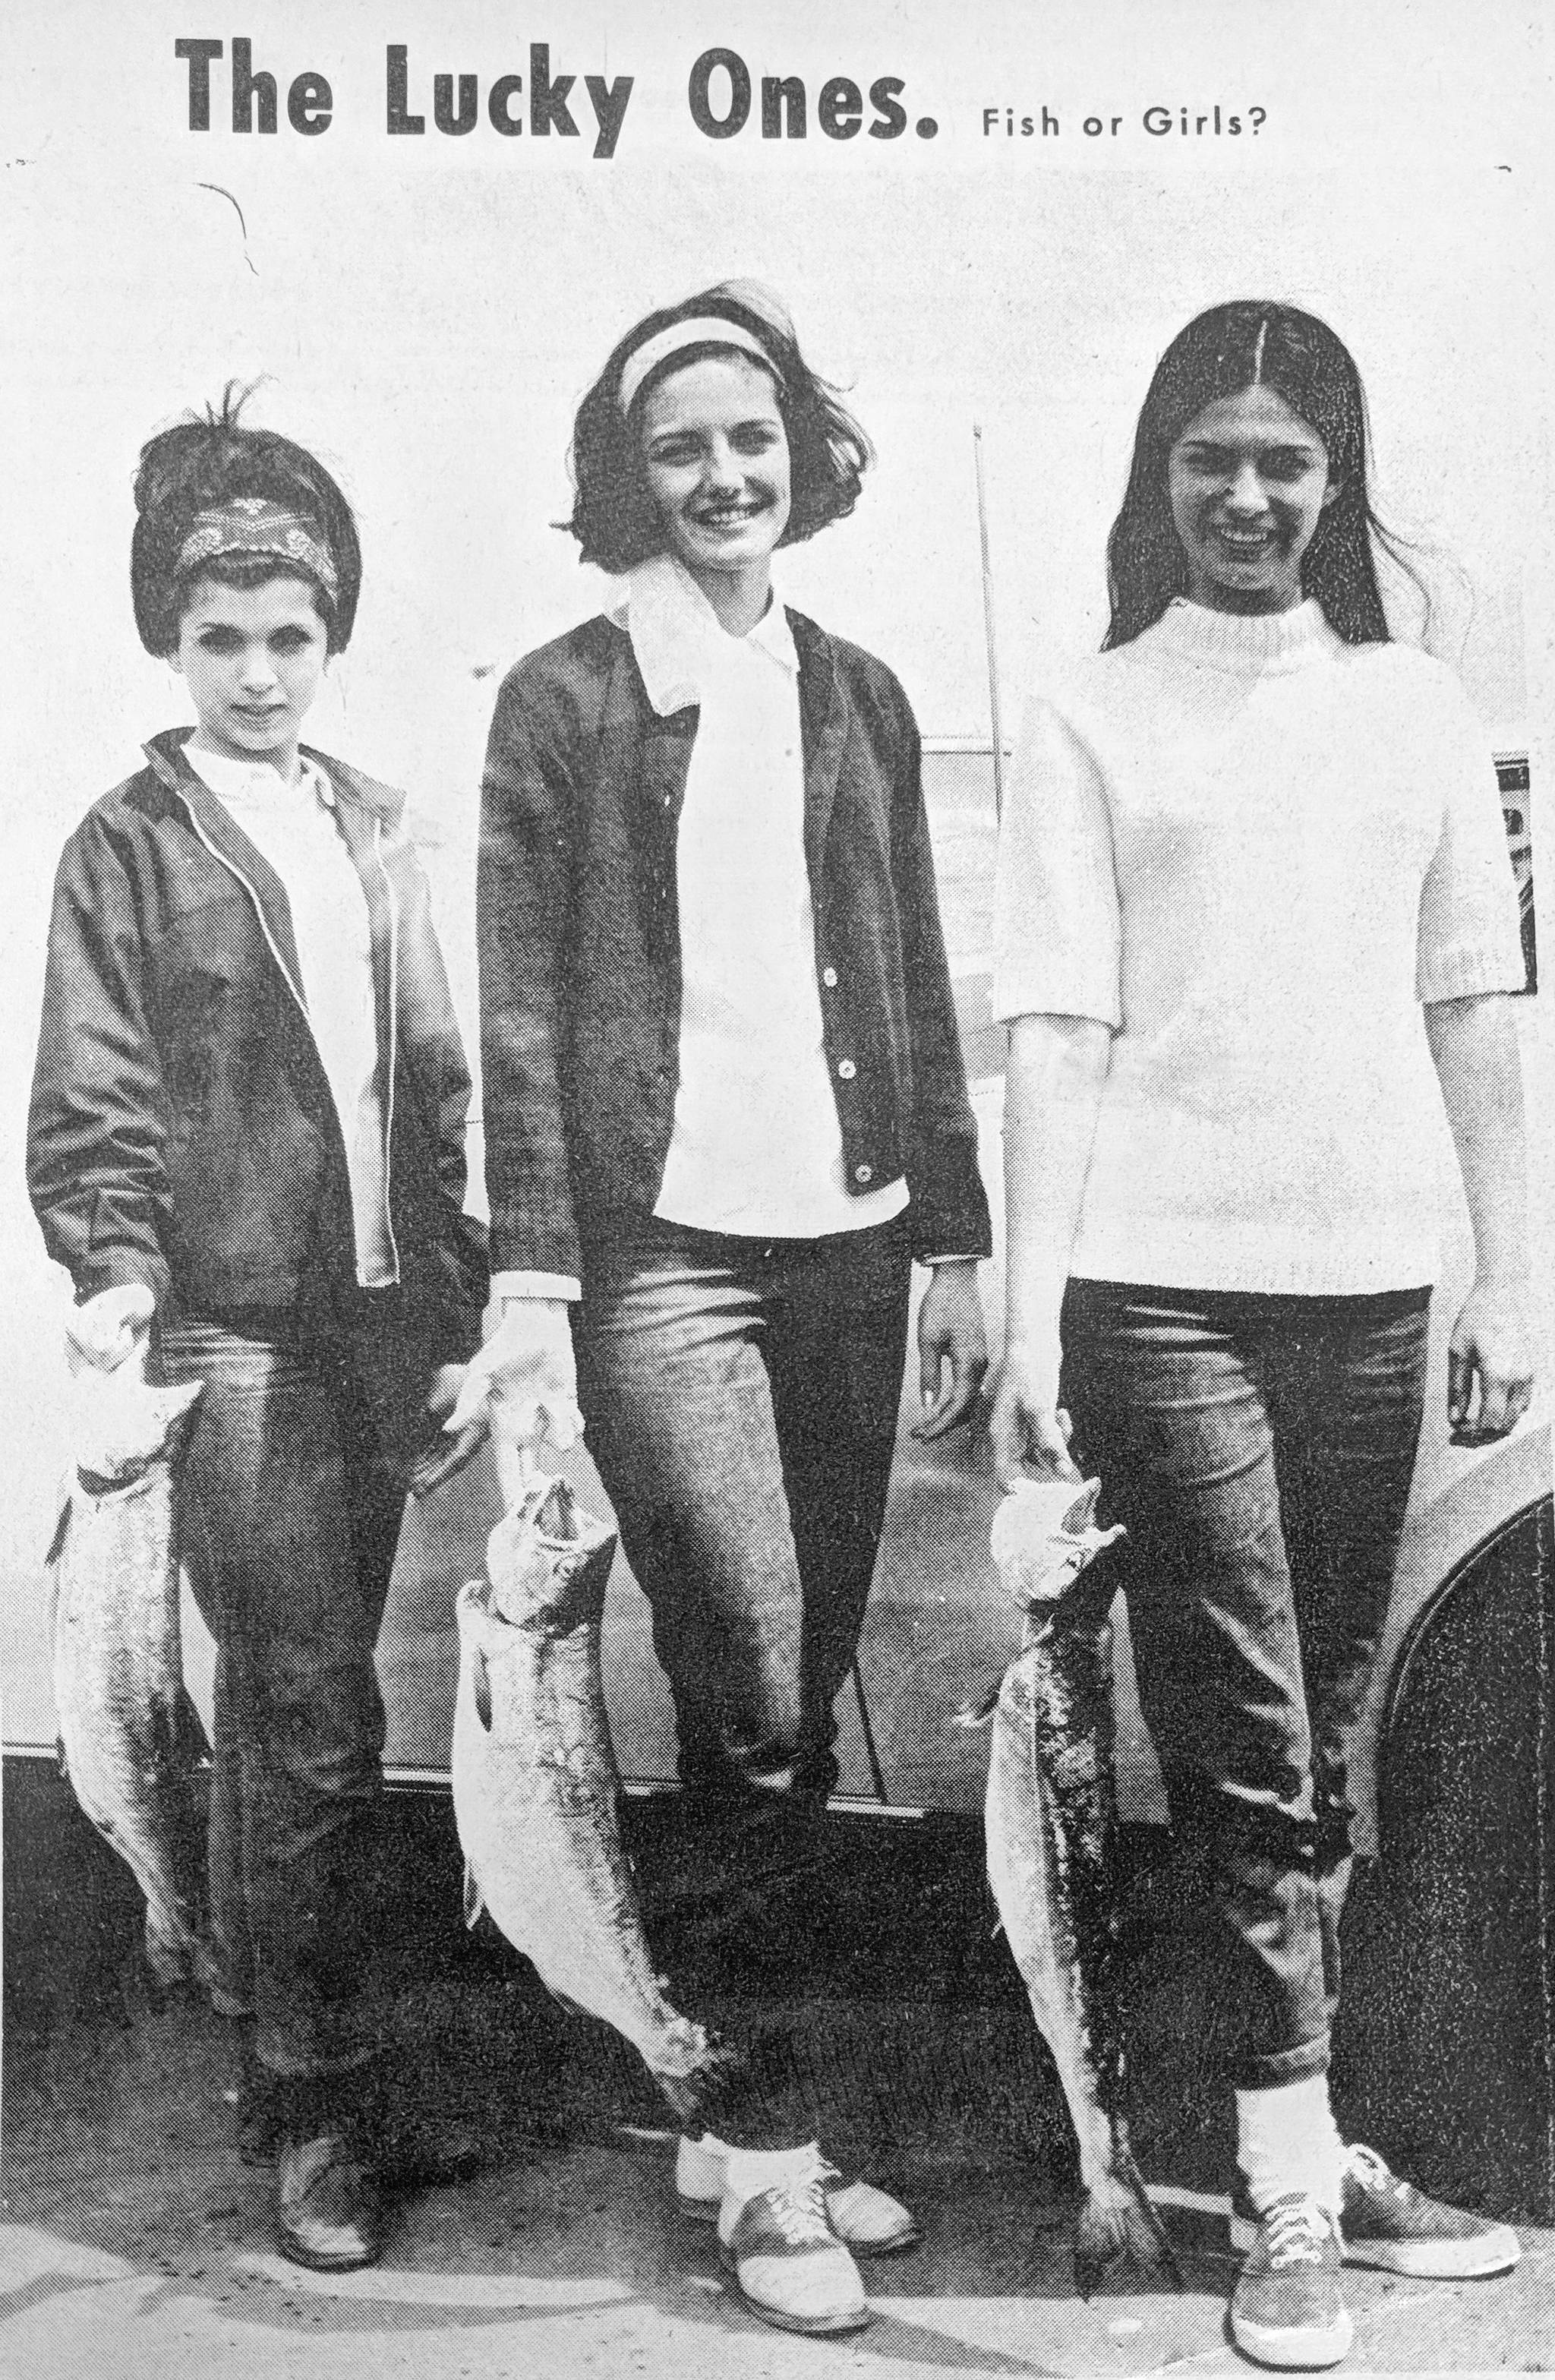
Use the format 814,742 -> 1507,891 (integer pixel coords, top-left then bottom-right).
452,283 -> 992,2337
27,386 -> 490,2274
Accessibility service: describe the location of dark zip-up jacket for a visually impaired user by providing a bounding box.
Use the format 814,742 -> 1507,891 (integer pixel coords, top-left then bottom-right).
478,607 -> 991,1280
28,729 -> 487,1358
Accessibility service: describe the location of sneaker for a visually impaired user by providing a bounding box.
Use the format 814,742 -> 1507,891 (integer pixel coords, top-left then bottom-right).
276,2130 -> 382,2272
1230,2194 -> 1352,2370
677,2132 -> 920,2254
717,2149 -> 871,2335
1339,2143 -> 1519,2278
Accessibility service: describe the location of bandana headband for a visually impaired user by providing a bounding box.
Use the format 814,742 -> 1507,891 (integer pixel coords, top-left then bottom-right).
617,319 -> 784,418
176,497 -> 339,598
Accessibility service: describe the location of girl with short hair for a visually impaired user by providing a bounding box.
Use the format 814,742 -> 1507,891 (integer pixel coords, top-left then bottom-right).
29,390 -> 489,2274
456,283 -> 991,2336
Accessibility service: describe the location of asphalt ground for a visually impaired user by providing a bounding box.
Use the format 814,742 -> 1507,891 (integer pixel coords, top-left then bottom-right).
5,1779 -> 1552,2380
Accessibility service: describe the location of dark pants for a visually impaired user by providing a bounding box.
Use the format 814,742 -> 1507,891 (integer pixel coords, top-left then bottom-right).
1060,1280 -> 1429,2091
574,1212 -> 913,2148
160,1291 -> 437,2082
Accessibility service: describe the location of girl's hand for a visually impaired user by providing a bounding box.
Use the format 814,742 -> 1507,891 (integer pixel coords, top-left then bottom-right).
911,1261 -> 989,1443
442,1299 -> 584,1459
65,1282 -> 156,1377
1446,1277 -> 1534,1444
989,1342 -> 1081,1490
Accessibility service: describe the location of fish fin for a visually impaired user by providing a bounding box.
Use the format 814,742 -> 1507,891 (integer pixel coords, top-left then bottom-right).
462,1860 -> 484,1930
1073,2186 -> 1183,2299
43,1498 -> 71,1568
174,1686 -> 212,1769
952,1681 -> 1002,1728
147,1687 -> 208,1779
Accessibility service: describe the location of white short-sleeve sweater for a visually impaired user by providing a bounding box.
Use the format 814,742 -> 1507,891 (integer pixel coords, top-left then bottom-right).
992,598 -> 1525,1295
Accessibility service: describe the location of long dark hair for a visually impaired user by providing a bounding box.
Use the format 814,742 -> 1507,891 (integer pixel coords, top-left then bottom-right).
1104,301 -> 1421,649
563,282 -> 872,574
131,383 -> 361,655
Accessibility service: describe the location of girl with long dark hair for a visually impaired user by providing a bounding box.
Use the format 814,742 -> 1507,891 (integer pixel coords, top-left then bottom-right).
990,301 -> 1531,2368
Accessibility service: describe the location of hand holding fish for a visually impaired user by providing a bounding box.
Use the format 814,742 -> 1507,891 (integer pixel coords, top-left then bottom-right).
65,1280 -> 156,1377
989,1339 -> 1082,1488
440,1297 -> 585,1469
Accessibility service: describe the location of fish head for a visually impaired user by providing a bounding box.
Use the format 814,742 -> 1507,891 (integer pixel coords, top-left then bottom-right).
484,1473 -> 617,1633
990,1476 -> 1124,1610
71,1369 -> 203,1491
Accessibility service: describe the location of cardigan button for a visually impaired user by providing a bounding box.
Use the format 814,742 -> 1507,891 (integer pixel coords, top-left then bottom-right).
822,967 -> 838,989
837,1058 -> 856,1081
853,1164 -> 873,1185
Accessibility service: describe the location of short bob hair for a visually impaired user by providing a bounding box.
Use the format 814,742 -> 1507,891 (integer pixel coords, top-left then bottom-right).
131,384 -> 362,657
564,283 -> 872,574
1104,301 -> 1417,650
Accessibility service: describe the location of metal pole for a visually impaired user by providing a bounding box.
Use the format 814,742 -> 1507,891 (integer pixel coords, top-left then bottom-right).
851,1658 -> 889,1805
973,424 -> 1007,819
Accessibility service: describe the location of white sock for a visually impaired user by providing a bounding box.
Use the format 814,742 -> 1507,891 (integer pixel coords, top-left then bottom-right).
1236,2077 -> 1346,2218
722,2142 -> 819,2208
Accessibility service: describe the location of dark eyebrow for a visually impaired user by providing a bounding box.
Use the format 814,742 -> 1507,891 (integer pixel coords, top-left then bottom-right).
1178,438 -> 1322,461
647,412 -> 781,443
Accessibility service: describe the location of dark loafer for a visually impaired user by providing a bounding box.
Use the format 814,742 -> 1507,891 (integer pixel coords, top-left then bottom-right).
276,2130 -> 382,2271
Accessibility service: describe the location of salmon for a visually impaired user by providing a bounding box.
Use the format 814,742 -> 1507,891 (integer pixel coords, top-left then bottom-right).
49,1360 -> 216,1990
979,1479 -> 1181,2297
451,1473 -> 732,2122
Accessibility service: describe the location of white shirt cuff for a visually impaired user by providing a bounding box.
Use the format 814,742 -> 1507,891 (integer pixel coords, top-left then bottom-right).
491,1268 -> 582,1304
923,1254 -> 980,1266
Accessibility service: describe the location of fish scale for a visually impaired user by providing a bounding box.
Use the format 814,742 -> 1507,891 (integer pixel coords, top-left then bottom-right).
452,1473 -> 734,2124
980,1477 -> 1182,2299
50,1366 -> 216,1990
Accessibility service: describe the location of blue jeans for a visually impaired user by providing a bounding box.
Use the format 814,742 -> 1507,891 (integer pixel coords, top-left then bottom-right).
574,1214 -> 913,2151
159,1292 -> 440,2081
1060,1281 -> 1429,2091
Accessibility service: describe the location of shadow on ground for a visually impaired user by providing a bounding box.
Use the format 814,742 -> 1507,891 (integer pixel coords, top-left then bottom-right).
6,1771 -> 1553,2378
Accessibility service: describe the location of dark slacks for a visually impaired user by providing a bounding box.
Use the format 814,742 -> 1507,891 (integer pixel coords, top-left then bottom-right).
1060,1279 -> 1429,2091
573,1212 -> 913,2149
161,1291 -> 437,2081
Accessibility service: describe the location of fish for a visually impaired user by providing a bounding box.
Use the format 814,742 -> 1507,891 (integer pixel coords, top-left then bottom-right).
452,1471 -> 733,2123
49,1359 -> 216,1990
976,1476 -> 1181,2298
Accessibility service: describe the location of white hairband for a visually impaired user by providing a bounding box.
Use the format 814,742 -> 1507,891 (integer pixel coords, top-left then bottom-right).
617,318 -> 783,417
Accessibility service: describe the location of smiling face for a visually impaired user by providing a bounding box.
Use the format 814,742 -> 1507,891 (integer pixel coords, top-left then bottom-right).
1167,385 -> 1339,614
638,352 -> 791,605
172,576 -> 330,772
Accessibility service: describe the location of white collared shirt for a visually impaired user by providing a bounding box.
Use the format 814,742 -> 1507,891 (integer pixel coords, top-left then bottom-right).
623,553 -> 909,1239
184,739 -> 395,1286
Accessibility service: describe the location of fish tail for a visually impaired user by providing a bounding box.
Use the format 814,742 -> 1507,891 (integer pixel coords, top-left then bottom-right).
1073,2180 -> 1182,2298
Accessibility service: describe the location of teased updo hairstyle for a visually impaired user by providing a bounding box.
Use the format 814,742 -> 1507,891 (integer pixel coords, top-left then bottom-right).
131,383 -> 362,656
1105,301 -> 1420,650
564,283 -> 872,574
